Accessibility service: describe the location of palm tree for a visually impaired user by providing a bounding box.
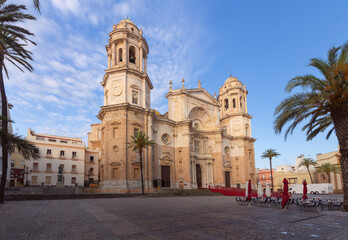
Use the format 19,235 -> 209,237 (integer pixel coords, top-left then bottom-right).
0,1 -> 36,204
316,163 -> 340,184
298,158 -> 317,184
261,148 -> 280,191
128,131 -> 156,194
274,43 -> 348,211
0,129 -> 39,203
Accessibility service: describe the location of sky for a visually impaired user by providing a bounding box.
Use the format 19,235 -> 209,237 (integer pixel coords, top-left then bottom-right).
5,0 -> 348,169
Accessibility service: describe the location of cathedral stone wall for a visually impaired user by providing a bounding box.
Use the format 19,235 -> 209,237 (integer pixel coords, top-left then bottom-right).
86,19 -> 257,192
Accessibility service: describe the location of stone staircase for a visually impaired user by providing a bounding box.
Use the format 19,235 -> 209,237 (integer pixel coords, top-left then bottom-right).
149,188 -> 222,197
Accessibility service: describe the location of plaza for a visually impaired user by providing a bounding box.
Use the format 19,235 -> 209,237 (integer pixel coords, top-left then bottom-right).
0,195 -> 347,240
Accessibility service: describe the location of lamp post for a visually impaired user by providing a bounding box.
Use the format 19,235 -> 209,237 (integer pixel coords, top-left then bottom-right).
23,166 -> 32,187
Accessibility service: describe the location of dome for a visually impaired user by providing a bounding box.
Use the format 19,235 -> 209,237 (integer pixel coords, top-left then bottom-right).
224,76 -> 240,85
116,18 -> 139,30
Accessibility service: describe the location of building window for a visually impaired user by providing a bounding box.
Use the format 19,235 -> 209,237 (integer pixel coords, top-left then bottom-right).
36,136 -> 45,141
11,162 -> 14,168
46,163 -> 51,171
47,149 -> 51,155
45,176 -> 51,184
71,177 -> 76,184
89,168 -> 94,175
129,46 -> 136,64
134,128 -> 139,137
72,165 -> 76,173
245,127 -> 248,136
118,48 -> 123,62
194,140 -> 200,154
31,176 -> 37,184
132,90 -> 138,104
240,96 -> 243,108
224,146 -> 230,155
59,164 -> 64,172
113,127 -> 117,138
262,174 -> 265,180
161,133 -> 170,144
233,98 -> 236,108
34,148 -> 39,155
33,162 -> 38,171
48,139 -> 56,142
60,140 -> 68,143
288,178 -> 297,184
224,99 -> 229,110
72,151 -> 77,158
60,151 -> 65,157
90,156 -> 94,163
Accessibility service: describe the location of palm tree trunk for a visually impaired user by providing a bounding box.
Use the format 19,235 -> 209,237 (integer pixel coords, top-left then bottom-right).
327,172 -> 331,184
269,157 -> 273,191
139,149 -> 144,195
331,110 -> 348,211
0,54 -> 9,204
307,166 -> 313,184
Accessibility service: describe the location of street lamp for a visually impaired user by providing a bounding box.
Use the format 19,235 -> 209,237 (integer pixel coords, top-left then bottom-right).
23,166 -> 32,187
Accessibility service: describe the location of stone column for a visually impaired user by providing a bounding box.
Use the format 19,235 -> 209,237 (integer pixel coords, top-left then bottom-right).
108,54 -> 111,69
139,47 -> 143,72
111,42 -> 115,68
124,39 -> 128,64
144,57 -> 147,73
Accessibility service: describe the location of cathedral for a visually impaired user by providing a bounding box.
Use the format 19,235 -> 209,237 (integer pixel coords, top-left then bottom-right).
87,19 -> 256,192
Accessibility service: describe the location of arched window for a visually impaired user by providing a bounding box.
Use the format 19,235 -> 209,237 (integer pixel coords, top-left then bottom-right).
240,96 -> 243,108
118,48 -> 123,62
129,46 -> 136,64
233,98 -> 236,108
224,99 -> 229,110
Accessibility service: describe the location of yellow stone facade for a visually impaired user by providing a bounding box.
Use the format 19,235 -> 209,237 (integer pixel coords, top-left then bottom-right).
87,19 -> 256,191
316,150 -> 343,193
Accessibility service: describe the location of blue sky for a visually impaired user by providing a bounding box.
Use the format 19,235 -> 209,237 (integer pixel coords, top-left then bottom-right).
6,0 -> 348,168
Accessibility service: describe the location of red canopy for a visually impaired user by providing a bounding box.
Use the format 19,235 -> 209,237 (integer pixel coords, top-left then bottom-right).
302,180 -> 308,200
281,178 -> 289,209
247,179 -> 252,201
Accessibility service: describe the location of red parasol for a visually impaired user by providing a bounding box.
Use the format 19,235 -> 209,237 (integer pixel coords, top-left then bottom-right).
247,179 -> 252,201
302,180 -> 308,200
281,178 -> 289,209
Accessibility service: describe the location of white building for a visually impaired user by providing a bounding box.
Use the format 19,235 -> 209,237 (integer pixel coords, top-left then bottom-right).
275,165 -> 296,173
25,129 -> 97,187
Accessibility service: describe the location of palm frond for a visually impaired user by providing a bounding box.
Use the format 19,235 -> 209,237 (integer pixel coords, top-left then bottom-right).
0,131 -> 39,159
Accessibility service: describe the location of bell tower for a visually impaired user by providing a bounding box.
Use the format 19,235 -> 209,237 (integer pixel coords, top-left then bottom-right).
101,19 -> 153,109
218,76 -> 251,137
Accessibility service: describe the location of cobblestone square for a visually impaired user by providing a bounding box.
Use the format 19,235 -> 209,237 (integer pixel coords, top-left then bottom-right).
0,196 -> 347,240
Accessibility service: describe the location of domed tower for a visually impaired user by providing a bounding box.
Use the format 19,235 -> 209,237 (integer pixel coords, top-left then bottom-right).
98,19 -> 154,191
218,76 -> 256,185
218,76 -> 250,136
101,19 -> 153,109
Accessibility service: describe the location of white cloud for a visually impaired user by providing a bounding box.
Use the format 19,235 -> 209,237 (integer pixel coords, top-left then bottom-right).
5,0 -> 211,143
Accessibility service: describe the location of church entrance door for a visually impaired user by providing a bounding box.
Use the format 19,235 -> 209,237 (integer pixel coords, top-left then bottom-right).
161,166 -> 171,188
196,164 -> 202,188
225,171 -> 231,187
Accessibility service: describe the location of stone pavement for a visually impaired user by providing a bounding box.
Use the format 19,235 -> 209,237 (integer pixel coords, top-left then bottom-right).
0,196 -> 347,240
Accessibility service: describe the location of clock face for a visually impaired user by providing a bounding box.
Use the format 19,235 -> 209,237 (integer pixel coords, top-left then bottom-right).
113,85 -> 122,96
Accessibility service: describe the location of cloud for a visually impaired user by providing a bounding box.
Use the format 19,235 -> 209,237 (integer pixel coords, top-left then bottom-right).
50,0 -> 81,16
5,0 -> 212,143
113,2 -> 130,17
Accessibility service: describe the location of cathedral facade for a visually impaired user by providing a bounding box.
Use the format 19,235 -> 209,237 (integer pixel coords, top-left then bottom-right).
87,19 -> 256,192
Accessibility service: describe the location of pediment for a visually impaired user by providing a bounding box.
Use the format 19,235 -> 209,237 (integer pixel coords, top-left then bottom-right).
187,89 -> 219,106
